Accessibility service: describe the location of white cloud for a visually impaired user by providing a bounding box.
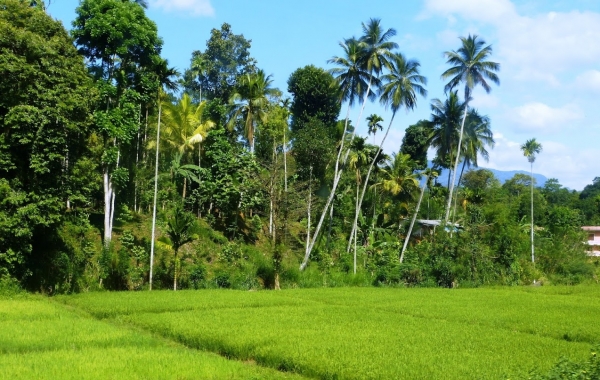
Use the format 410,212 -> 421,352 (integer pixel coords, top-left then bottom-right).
149,0 -> 215,17
575,70 -> 600,93
498,11 -> 600,81
422,0 -> 516,23
486,134 -> 594,189
511,102 -> 583,132
470,93 -> 499,109
423,1 -> 600,85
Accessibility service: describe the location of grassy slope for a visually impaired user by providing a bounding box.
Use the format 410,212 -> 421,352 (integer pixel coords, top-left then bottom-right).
56,286 -> 600,379
0,295 -> 305,379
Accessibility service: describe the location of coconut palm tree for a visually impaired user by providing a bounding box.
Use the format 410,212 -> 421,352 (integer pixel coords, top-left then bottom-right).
300,19 -> 397,271
347,137 -> 374,270
228,69 -> 277,154
367,114 -> 384,144
521,138 -> 542,264
191,54 -> 207,102
347,52 -> 426,271
451,110 -> 494,221
149,58 -> 179,291
160,93 -> 214,169
441,34 -> 499,223
427,92 -> 464,189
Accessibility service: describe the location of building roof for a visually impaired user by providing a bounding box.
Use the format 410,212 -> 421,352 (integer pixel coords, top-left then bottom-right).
417,219 -> 461,228
582,226 -> 600,231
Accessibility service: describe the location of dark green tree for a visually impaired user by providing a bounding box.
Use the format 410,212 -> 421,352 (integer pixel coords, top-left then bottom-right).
160,204 -> 198,290
287,65 -> 341,133
72,0 -> 163,245
0,0 -> 95,289
400,120 -> 430,170
182,23 -> 257,102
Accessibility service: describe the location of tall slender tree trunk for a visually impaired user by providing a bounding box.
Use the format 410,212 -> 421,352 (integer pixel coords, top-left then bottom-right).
530,161 -> 535,264
299,77 -> 373,270
149,100 -> 162,291
445,103 -> 469,223
283,128 -> 288,193
451,159 -> 468,223
348,112 -> 396,270
103,168 -> 112,246
305,166 -> 312,256
173,252 -> 178,291
401,178 -> 427,263
182,177 -> 187,199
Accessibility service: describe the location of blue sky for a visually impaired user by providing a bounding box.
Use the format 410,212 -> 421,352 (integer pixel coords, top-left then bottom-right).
48,0 -> 600,190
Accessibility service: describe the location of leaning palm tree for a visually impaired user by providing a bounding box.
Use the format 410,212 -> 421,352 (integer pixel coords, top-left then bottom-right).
427,92 -> 464,189
451,110 -> 494,221
347,137 -> 373,270
228,69 -> 277,154
521,138 -> 542,264
149,58 -> 179,291
401,167 -> 439,263
347,52 -> 426,272
367,114 -> 384,144
441,34 -> 499,224
300,19 -> 397,271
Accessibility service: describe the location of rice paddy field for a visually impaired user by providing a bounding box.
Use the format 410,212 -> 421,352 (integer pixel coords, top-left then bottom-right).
2,286 -> 599,379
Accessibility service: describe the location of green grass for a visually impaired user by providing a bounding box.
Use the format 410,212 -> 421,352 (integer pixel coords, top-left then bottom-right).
0,295 -> 305,379
54,286 -> 600,379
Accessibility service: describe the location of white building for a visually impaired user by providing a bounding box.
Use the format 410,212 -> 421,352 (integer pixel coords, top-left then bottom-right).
582,226 -> 600,256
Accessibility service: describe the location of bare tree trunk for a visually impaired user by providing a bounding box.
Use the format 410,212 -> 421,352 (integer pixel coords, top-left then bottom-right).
108,148 -> 120,236
452,159 -> 468,222
283,128 -> 288,193
305,166 -> 312,257
530,161 -> 535,264
400,178 -> 427,263
103,168 -> 112,246
182,177 -> 187,200
149,100 -> 162,291
299,77 -> 373,270
348,112 -> 396,267
445,103 -> 469,223
173,253 -> 178,291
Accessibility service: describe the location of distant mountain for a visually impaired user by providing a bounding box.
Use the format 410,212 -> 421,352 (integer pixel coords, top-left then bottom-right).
423,163 -> 547,188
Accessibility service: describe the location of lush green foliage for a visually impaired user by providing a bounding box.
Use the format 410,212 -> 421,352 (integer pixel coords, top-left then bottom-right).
1,3 -> 599,292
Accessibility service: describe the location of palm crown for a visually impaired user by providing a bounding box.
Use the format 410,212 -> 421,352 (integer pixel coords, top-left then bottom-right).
442,34 -> 500,100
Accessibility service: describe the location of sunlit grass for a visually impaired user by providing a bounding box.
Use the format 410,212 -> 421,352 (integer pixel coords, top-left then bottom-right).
60,286 -> 600,379
0,296 -> 305,379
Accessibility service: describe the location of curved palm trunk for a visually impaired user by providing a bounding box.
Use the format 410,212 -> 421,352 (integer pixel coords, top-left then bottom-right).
400,178 -> 427,263
347,112 -> 396,273
451,159 -> 468,223
149,100 -> 162,291
305,166 -> 312,256
445,103 -> 469,223
299,77 -> 373,270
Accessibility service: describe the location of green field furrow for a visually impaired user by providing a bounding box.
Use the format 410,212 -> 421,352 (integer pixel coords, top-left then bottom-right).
0,297 -> 306,379
272,287 -> 600,344
57,289 -> 312,318
119,303 -> 591,379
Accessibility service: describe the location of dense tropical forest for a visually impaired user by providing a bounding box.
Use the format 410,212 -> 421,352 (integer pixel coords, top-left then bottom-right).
1,0 -> 599,294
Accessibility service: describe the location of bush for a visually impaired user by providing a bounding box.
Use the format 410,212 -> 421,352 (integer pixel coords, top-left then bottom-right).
529,345 -> 600,379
